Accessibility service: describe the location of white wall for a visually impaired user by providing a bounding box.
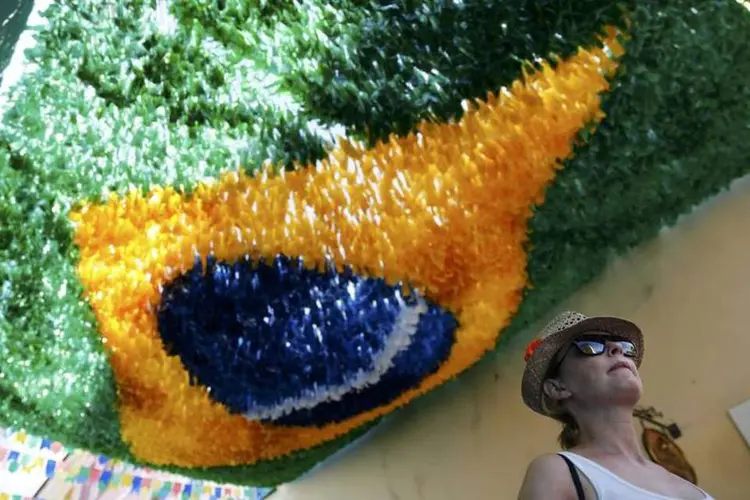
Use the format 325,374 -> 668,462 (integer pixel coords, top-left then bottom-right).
272,175 -> 750,500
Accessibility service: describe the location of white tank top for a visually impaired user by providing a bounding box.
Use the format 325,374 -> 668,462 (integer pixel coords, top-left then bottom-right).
558,451 -> 714,500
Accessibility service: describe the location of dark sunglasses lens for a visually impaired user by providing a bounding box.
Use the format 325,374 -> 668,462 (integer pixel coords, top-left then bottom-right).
573,338 -> 637,357
618,340 -> 637,357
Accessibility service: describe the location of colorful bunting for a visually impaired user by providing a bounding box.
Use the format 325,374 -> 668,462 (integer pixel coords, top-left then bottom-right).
0,435 -> 272,499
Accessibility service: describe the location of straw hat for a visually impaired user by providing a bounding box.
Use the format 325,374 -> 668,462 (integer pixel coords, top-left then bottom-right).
521,311 -> 644,416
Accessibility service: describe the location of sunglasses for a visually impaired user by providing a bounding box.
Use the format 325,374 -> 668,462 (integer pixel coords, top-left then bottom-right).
547,335 -> 637,378
570,335 -> 637,358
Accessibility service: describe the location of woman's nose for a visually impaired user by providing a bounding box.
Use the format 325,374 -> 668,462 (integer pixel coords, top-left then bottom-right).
607,341 -> 623,356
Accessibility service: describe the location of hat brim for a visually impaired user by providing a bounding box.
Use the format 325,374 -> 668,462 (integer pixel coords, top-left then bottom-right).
521,316 -> 644,416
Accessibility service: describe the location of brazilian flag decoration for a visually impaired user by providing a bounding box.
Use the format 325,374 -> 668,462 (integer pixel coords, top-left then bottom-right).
1,0 -> 750,487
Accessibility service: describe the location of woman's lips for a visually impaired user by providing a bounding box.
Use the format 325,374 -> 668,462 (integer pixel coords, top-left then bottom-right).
608,360 -> 633,374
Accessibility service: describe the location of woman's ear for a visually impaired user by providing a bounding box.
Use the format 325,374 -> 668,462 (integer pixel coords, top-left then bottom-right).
543,378 -> 572,403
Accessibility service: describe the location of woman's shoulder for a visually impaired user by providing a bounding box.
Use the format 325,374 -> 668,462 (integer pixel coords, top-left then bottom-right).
518,453 -> 579,500
526,452 -> 569,471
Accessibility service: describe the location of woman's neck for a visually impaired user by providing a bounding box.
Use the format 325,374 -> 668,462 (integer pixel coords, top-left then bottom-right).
574,406 -> 647,463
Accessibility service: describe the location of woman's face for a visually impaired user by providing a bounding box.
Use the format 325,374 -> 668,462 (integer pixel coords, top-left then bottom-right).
545,332 -> 643,410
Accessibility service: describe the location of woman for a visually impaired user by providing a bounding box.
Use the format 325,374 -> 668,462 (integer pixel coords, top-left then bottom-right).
517,311 -> 713,500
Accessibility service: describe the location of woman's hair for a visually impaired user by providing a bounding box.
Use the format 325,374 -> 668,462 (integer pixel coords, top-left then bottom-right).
545,348 -> 581,449
556,412 -> 581,450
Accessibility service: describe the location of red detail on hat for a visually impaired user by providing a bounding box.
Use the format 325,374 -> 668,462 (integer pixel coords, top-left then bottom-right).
524,338 -> 543,363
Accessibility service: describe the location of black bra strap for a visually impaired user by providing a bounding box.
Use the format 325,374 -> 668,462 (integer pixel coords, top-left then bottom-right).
559,454 -> 585,500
